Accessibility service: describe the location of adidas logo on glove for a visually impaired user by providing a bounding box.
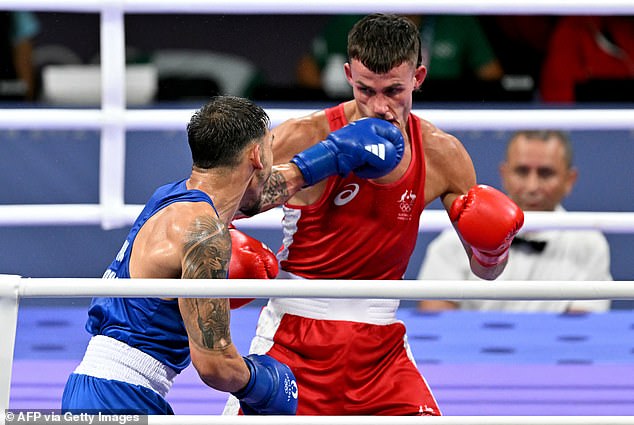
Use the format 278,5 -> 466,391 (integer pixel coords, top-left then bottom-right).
364,144 -> 386,160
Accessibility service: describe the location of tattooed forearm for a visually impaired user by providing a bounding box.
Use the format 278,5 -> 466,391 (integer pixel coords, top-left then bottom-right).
236,169 -> 290,218
181,298 -> 232,350
260,168 -> 290,210
182,215 -> 230,279
236,164 -> 305,219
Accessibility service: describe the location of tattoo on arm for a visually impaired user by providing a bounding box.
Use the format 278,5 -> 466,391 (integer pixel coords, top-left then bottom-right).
260,169 -> 290,210
236,165 -> 302,218
180,215 -> 232,350
181,297 -> 231,349
182,215 -> 230,279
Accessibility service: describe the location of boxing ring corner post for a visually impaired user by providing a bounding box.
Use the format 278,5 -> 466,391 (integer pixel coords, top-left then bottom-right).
0,275 -> 21,412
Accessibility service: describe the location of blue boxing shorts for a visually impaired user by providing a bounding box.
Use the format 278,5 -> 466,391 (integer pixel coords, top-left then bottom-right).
62,373 -> 173,415
61,335 -> 178,415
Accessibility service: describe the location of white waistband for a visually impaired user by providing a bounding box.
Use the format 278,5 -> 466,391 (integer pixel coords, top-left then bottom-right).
273,272 -> 400,324
269,298 -> 400,325
73,335 -> 177,398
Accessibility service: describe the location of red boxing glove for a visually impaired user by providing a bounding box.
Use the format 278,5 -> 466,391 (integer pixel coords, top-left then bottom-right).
228,225 -> 279,309
449,185 -> 524,267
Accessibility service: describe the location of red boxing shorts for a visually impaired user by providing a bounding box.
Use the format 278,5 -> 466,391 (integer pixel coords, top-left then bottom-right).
226,297 -> 441,416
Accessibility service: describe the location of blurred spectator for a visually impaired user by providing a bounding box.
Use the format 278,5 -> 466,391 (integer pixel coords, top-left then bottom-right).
150,49 -> 264,101
540,16 -> 634,103
418,130 -> 612,313
480,16 -> 557,96
296,14 -> 503,100
0,11 -> 40,100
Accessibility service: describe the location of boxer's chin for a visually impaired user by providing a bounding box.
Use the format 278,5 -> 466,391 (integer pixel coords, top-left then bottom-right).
239,199 -> 262,218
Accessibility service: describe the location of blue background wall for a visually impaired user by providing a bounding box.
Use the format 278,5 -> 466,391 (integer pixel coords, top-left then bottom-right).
1,103 -> 633,307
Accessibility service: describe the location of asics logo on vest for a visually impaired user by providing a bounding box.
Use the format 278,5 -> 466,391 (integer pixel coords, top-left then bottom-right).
334,183 -> 360,206
365,144 -> 385,159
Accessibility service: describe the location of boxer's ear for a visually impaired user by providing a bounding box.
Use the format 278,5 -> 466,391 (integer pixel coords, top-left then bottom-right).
249,143 -> 264,170
414,65 -> 427,89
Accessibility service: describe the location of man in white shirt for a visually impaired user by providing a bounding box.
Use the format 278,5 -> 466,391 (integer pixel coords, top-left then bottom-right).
418,130 -> 612,313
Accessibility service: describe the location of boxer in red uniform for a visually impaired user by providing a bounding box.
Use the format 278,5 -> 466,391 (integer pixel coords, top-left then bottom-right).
224,14 -> 523,416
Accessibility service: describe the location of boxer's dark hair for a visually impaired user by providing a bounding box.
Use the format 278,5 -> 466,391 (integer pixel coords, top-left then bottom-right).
187,95 -> 270,169
347,13 -> 422,74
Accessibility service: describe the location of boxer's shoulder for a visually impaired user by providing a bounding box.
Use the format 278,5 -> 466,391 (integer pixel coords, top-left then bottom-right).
273,112 -> 331,162
423,125 -> 470,170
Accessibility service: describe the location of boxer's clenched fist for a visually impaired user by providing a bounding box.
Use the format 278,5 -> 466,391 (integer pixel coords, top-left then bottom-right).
291,117 -> 404,186
450,185 -> 524,267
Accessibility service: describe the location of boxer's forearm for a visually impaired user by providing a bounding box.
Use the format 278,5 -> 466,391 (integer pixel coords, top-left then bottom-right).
266,163 -> 305,204
235,164 -> 304,219
260,163 -> 304,212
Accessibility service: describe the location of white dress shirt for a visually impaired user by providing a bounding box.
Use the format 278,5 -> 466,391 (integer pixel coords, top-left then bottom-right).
417,209 -> 613,313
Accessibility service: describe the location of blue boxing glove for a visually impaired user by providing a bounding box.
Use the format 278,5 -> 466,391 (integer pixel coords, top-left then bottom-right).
291,117 -> 404,186
231,354 -> 298,415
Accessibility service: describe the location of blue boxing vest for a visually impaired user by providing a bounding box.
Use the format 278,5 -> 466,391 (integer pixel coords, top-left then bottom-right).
86,179 -> 218,372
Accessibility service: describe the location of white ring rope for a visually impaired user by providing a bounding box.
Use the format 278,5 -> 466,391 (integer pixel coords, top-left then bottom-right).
4,277 -> 634,300
1,108 -> 634,131
135,416 -> 634,425
3,0 -> 634,15
0,414 -> 631,425
1,206 -> 634,234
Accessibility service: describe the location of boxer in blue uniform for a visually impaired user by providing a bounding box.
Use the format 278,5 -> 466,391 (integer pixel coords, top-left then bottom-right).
60,95 -> 405,415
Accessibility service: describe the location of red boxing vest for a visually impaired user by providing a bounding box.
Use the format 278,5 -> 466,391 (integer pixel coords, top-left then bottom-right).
278,103 -> 426,280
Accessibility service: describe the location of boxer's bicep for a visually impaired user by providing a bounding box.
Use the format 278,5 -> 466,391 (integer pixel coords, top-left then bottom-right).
179,214 -> 232,350
181,214 -> 230,280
